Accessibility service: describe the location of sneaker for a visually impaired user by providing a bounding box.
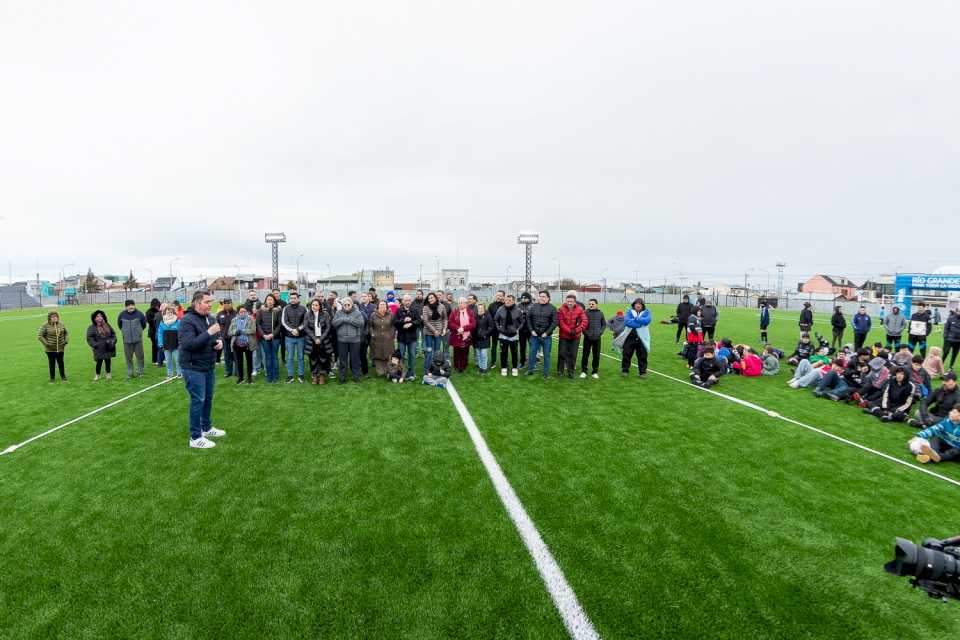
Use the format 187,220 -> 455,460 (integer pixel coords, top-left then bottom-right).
826,393 -> 841,402
880,415 -> 892,422
189,437 -> 216,449
592,373 -> 599,379
915,454 -> 931,464
920,443 -> 941,463
286,377 -> 294,384
621,371 -> 628,377
105,373 -> 112,381
501,368 -> 508,376
788,380 -> 799,389
511,368 -> 518,377
94,374 -> 100,382
298,376 -> 304,384
567,372 -> 574,379
579,372 -> 587,379
202,427 -> 226,438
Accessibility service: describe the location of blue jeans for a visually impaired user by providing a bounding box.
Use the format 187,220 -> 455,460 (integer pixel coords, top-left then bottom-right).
399,340 -> 417,377
286,336 -> 305,377
816,370 -> 850,398
423,334 -> 442,372
527,335 -> 552,377
476,347 -> 489,371
262,338 -> 280,382
182,368 -> 215,440
441,333 -> 450,359
164,348 -> 180,377
223,344 -> 234,376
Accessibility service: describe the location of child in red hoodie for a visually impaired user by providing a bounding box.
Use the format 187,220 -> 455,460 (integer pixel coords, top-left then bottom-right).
733,347 -> 763,377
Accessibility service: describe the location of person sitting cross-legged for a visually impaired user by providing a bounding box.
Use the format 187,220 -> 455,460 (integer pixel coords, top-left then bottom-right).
690,345 -> 723,388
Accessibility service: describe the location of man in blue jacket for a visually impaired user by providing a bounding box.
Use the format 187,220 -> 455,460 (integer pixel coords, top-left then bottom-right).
179,291 -> 226,449
852,306 -> 872,351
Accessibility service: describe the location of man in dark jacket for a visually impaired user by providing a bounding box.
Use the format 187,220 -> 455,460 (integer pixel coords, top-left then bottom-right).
581,299 -> 606,378
799,302 -> 814,334
357,292 -> 375,376
517,291 -> 533,367
525,290 -> 558,379
945,309 -> 960,369
676,295 -> 694,344
830,306 -> 846,351
215,299 -> 237,376
413,290 -> 426,355
241,289 -> 259,313
487,290 -> 505,363
908,301 -> 932,358
179,291 -> 226,449
910,372 -> 960,427
393,294 -> 421,380
117,299 -> 147,379
281,291 -> 308,383
852,306 -> 872,350
701,300 -> 719,341
145,298 -> 162,366
690,346 -> 723,387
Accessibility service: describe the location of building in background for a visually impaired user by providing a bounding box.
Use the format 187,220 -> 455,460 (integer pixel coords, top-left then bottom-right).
799,275 -> 859,299
442,269 -> 468,290
372,269 -> 395,289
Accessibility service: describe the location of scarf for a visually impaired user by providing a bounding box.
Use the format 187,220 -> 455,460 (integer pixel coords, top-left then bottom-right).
503,306 -> 515,329
428,301 -> 440,321
458,308 -> 469,328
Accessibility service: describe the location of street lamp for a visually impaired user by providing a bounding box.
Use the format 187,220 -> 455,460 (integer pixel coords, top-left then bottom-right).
517,232 -> 539,292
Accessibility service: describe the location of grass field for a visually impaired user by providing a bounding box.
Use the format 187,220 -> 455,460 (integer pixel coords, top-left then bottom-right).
2,301 -> 959,639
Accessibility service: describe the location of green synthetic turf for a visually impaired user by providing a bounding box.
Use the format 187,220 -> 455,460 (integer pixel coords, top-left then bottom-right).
1,302 -> 958,639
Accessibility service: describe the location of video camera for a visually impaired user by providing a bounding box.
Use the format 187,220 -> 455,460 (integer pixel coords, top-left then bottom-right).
885,536 -> 960,602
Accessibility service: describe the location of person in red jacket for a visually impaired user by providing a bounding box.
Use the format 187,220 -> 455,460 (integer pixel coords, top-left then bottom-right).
448,297 -> 476,373
557,292 -> 588,379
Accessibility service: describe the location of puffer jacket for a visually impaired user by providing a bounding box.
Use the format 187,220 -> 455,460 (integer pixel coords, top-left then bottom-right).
38,321 -> 69,352
527,302 -> 558,336
474,313 -> 494,349
178,307 -> 218,372
608,314 -> 625,337
583,309 -> 607,341
831,312 -> 846,330
256,306 -> 282,338
117,309 -> 146,344
761,353 -> 780,375
946,312 -> 960,342
86,313 -> 117,360
882,311 -> 907,336
281,302 -> 308,335
557,303 -> 588,340
700,303 -> 719,328
332,307 -> 365,344
394,304 -> 421,343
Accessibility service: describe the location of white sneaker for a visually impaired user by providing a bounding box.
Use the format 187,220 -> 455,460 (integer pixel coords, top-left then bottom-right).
189,437 -> 216,449
501,368 -> 508,376
511,368 -> 519,377
579,372 -> 587,379
788,380 -> 799,389
592,373 -> 599,379
202,427 -> 226,438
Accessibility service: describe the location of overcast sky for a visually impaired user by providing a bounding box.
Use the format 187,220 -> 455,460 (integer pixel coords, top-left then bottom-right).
2,1 -> 957,287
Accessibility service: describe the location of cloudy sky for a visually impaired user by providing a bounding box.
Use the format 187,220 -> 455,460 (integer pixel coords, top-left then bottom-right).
2,1 -> 957,288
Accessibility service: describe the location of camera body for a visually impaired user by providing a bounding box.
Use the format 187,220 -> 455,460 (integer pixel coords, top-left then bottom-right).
885,536 -> 960,602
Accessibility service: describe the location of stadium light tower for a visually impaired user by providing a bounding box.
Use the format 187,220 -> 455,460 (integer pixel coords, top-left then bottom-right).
265,232 -> 287,289
776,262 -> 786,301
517,232 -> 539,292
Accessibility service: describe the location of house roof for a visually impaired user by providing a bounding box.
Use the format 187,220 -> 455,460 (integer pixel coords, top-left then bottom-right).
817,274 -> 859,288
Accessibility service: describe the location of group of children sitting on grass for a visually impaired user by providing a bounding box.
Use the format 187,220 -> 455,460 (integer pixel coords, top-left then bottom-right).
678,314 -> 958,466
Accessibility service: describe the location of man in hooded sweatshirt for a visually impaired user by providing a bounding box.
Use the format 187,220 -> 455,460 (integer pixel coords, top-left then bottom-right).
882,305 -> 907,350
117,299 -> 147,379
700,300 -> 719,341
676,295 -> 694,344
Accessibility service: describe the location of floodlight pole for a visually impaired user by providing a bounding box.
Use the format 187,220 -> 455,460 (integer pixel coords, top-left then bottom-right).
264,233 -> 287,289
517,232 -> 539,292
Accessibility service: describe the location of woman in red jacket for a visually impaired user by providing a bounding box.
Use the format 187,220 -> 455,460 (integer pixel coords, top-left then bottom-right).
448,297 -> 476,373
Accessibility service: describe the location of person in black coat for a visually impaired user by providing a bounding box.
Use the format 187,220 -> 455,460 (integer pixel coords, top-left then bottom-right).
145,298 -> 162,366
830,306 -> 847,351
799,302 -> 814,334
303,299 -> 334,384
473,302 -> 494,373
675,295 -> 694,344
86,310 -> 117,381
178,291 -> 226,449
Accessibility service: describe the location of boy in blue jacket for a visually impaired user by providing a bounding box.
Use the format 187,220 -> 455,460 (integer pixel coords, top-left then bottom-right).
909,406 -> 960,463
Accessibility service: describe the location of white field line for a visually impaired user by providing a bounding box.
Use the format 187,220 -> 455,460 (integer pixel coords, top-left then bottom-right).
1,376 -> 178,456
591,347 -> 960,489
445,381 -> 600,640
0,313 -> 51,322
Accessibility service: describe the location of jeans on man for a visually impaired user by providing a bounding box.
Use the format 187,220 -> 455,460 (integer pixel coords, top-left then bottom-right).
815,370 -> 850,398
423,334 -> 442,372
527,335 -> 552,378
286,336 -> 305,377
182,368 -> 215,441
399,340 -> 417,377
222,345 -> 235,377
476,347 -> 489,371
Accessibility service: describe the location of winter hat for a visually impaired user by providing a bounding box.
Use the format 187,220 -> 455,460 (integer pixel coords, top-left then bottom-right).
391,349 -> 402,360
944,371 -> 957,382
616,310 -> 624,317
520,292 -> 532,302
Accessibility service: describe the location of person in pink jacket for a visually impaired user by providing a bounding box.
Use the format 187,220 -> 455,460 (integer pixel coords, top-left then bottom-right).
733,348 -> 764,377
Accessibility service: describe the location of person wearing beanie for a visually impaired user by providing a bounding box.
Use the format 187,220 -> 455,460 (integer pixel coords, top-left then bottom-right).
387,349 -> 405,383
517,291 -> 534,368
117,299 -> 147,379
86,310 -> 117,382
690,345 -> 722,387
910,371 -> 960,427
422,351 -> 451,388
799,302 -> 814,334
608,310 -> 625,339
676,294 -> 695,344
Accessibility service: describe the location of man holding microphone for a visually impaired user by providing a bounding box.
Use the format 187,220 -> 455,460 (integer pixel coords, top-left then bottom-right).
179,291 -> 227,449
